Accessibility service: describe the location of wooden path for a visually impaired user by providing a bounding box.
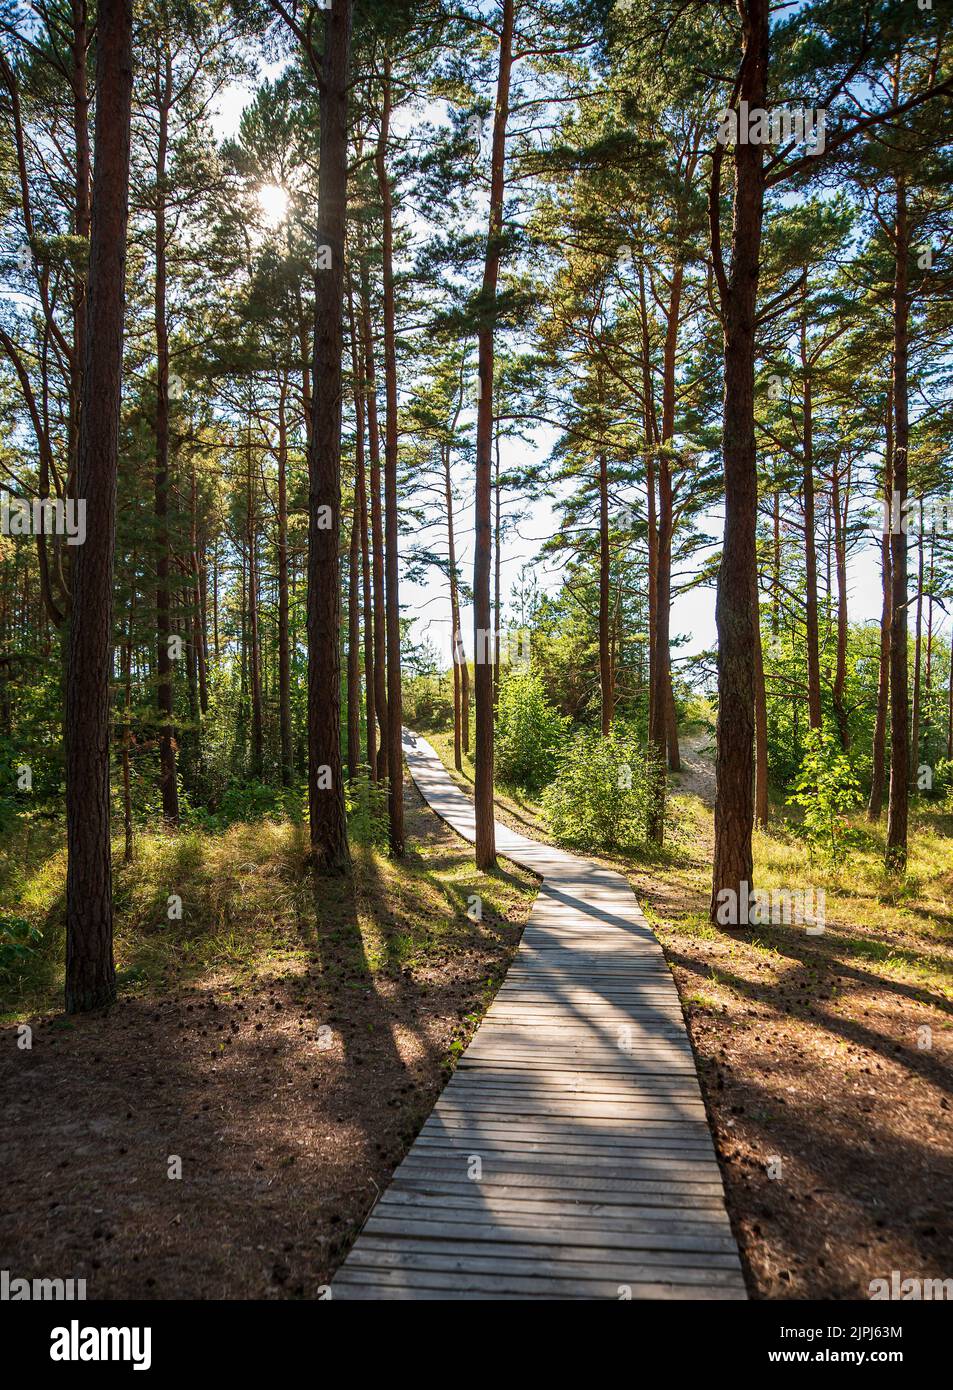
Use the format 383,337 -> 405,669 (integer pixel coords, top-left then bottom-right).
332,730 -> 746,1300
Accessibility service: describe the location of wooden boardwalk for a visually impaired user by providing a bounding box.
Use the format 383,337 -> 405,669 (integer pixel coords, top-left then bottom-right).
332,730 -> 746,1300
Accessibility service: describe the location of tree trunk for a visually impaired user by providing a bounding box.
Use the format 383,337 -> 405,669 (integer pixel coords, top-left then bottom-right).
598,451 -> 612,735
869,389 -> 892,820
659,264 -> 683,774
445,444 -> 465,772
153,63 -> 179,825
638,264 -> 659,738
910,511 -> 924,778
247,432 -> 263,779
493,426 -> 502,705
359,252 -> 388,778
348,291 -> 376,780
377,54 -> 404,855
474,0 -> 514,871
754,574 -> 769,829
69,0 -> 91,486
709,0 -> 768,923
65,0 -> 132,1012
831,456 -> 850,749
121,584 -> 135,864
306,0 -> 352,872
347,498 -> 361,780
276,378 -> 293,784
800,303 -> 823,731
885,177 -> 910,873
190,465 -> 207,716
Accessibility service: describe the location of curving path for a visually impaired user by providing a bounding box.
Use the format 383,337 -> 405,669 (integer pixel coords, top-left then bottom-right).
331,730 -> 746,1300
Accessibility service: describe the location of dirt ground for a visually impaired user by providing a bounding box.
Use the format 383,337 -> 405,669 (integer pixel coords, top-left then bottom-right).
631,851 -> 953,1300
0,778 -> 535,1299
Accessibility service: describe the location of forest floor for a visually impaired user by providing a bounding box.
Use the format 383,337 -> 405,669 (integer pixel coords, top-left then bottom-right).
422,722 -> 953,1300
0,773 -> 536,1298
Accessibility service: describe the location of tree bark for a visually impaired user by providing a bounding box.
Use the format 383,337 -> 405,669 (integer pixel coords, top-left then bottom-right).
474,0 -> 514,870
598,450 -> 612,735
709,0 -> 768,923
493,425 -> 502,706
831,455 -> 850,749
276,377 -> 293,784
910,510 -> 924,778
190,466 -> 207,717
347,497 -> 361,780
445,444 -> 465,772
246,430 -> 263,779
377,54 -> 404,855
754,572 -> 769,828
869,389 -> 892,820
306,0 -> 352,872
359,252 -> 388,778
886,177 -> 910,873
153,56 -> 179,825
65,0 -> 133,1012
121,583 -> 135,864
348,289 -> 376,779
800,301 -> 823,731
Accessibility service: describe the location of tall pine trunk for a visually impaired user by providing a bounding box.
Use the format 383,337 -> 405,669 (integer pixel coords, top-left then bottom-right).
153,60 -> 178,825
377,55 -> 404,855
246,435 -> 263,779
869,390 -> 892,820
306,0 -> 352,872
65,0 -> 133,1012
276,378 -> 293,784
885,178 -> 910,873
800,303 -> 823,730
347,499 -> 361,781
445,444 -> 466,772
910,513 -> 924,778
598,450 -> 612,735
359,253 -> 388,778
348,290 -> 376,779
831,457 -> 850,749
709,0 -> 768,923
474,0 -> 514,871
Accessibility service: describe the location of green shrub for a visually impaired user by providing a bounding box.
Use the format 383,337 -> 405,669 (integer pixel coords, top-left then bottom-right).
542,727 -> 653,852
787,726 -> 861,859
494,667 -> 568,792
402,672 -> 454,732
346,773 -> 389,847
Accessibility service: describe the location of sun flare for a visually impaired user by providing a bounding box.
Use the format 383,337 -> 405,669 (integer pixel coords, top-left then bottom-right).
256,182 -> 289,228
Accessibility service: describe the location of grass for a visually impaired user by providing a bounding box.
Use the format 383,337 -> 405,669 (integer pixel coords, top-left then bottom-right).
417,713 -> 953,1002
0,780 -> 539,1022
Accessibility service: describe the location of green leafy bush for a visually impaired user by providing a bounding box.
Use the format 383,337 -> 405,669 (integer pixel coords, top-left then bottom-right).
542,727 -> 653,852
402,672 -> 454,732
0,915 -> 42,979
346,773 -> 389,847
787,726 -> 861,859
494,667 -> 568,792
